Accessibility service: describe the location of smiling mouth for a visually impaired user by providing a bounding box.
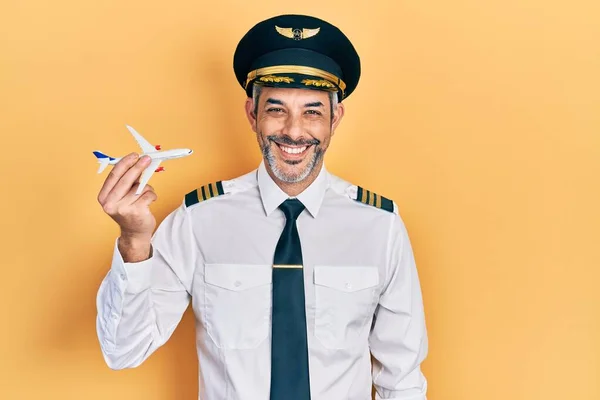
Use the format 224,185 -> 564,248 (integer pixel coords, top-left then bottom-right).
275,143 -> 311,155
269,136 -> 316,156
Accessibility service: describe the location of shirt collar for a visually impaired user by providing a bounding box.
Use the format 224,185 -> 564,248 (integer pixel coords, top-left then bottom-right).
257,160 -> 329,218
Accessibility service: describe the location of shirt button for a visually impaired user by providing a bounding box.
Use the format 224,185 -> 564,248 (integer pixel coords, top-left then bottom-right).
111,313 -> 118,320
120,273 -> 126,280
234,281 -> 242,288
345,283 -> 352,290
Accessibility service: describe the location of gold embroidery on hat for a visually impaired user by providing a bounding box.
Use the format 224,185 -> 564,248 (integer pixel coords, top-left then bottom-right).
275,26 -> 320,40
301,79 -> 336,89
245,65 -> 347,98
259,75 -> 295,84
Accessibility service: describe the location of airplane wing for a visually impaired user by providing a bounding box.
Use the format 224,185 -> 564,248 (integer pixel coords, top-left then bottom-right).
135,159 -> 161,195
126,125 -> 156,154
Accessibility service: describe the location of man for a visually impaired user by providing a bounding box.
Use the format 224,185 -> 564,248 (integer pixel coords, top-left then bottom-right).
96,14 -> 429,400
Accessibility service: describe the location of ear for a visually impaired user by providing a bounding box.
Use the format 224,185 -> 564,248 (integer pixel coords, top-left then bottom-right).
330,102 -> 345,136
244,97 -> 258,133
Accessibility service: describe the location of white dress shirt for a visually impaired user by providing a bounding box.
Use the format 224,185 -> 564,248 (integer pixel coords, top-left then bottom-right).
96,161 -> 429,400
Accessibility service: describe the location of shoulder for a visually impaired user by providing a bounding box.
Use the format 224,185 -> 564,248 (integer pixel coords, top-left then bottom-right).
182,168 -> 258,210
327,173 -> 398,215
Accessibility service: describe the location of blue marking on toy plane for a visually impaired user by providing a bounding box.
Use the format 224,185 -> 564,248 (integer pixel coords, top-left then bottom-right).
93,151 -> 115,161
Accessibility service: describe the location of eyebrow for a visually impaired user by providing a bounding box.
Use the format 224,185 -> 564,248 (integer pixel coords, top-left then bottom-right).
304,101 -> 324,108
265,98 -> 284,105
265,98 -> 325,107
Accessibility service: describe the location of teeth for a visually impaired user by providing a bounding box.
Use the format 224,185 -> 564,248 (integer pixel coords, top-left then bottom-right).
280,145 -> 307,154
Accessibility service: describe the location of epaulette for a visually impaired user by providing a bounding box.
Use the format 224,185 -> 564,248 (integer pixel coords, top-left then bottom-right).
355,186 -> 395,213
184,181 -> 225,207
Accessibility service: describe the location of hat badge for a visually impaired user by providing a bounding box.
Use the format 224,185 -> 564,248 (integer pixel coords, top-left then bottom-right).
275,25 -> 320,40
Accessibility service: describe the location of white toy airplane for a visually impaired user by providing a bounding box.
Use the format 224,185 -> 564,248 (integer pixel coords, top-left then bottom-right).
93,125 -> 193,195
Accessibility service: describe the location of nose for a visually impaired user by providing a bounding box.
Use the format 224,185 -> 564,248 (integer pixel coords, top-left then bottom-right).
283,112 -> 304,140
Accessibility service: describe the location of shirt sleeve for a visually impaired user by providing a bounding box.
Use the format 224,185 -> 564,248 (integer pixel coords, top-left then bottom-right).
369,212 -> 429,400
95,201 -> 196,370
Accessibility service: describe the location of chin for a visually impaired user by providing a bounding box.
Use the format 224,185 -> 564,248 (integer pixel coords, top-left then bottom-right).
270,158 -> 314,183
261,138 -> 324,183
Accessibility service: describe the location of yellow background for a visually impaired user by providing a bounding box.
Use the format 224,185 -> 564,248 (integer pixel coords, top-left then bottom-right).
1,0 -> 598,399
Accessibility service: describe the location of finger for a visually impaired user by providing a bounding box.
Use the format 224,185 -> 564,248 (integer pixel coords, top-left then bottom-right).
133,189 -> 158,207
104,155 -> 152,205
98,152 -> 139,204
98,152 -> 138,204
122,183 -> 155,205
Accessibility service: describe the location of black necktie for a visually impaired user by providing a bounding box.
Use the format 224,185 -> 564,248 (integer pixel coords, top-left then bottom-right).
270,198 -> 311,400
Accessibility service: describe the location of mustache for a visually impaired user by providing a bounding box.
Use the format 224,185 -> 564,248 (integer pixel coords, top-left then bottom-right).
267,135 -> 320,147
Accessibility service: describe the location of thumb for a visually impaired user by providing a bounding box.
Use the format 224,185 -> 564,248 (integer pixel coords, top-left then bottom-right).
133,189 -> 158,207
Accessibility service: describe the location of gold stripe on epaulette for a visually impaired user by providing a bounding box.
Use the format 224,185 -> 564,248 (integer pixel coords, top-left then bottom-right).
203,184 -> 212,201
355,186 -> 395,213
184,181 -> 225,208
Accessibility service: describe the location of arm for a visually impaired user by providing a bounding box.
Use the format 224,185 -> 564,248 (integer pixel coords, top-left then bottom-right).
96,202 -> 195,370
369,213 -> 429,400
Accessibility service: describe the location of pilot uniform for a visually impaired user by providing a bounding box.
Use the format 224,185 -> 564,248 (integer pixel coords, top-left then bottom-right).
96,13 -> 428,400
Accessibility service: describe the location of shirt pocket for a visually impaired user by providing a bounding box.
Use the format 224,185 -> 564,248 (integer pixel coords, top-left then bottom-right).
313,266 -> 379,349
204,264 -> 272,349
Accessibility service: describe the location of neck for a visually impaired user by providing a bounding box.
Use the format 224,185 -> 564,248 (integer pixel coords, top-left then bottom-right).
265,161 -> 322,197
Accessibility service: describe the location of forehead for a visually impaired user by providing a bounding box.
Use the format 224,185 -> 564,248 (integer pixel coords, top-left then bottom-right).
258,87 -> 329,104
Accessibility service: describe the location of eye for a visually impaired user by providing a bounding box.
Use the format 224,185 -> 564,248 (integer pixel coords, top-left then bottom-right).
267,107 -> 284,113
305,109 -> 322,116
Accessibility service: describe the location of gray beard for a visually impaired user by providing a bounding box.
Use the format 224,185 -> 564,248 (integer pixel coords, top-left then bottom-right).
261,140 -> 324,183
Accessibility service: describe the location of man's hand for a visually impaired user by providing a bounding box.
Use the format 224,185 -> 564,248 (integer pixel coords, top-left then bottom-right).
97,153 -> 157,262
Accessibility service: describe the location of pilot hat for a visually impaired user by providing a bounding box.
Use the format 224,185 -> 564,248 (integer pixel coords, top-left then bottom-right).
233,14 -> 361,101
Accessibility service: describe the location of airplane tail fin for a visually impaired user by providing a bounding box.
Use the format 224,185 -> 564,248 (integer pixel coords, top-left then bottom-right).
93,150 -> 110,159
93,150 -> 113,173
